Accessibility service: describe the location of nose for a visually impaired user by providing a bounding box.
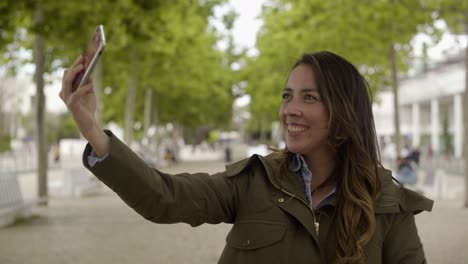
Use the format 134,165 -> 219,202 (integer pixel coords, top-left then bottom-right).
282,99 -> 302,116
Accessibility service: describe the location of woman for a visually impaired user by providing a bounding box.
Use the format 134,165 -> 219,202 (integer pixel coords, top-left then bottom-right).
60,51 -> 433,264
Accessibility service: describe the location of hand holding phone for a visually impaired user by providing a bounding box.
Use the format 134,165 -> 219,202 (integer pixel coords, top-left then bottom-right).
72,25 -> 106,92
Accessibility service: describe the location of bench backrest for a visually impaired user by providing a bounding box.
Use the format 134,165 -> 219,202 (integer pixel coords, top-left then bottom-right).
0,172 -> 23,209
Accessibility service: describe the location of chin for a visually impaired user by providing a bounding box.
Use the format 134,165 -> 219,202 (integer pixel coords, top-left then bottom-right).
285,144 -> 306,154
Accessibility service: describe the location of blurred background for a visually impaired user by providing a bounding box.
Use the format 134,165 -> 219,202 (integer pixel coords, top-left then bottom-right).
0,0 -> 467,263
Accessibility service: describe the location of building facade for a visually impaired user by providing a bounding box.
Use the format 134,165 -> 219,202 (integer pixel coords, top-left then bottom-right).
373,59 -> 465,158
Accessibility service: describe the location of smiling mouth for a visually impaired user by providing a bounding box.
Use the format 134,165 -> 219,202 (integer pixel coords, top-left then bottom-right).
287,125 -> 307,133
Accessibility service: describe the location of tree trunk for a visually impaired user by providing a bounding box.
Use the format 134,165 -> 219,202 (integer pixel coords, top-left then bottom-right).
260,115 -> 267,143
144,89 -> 152,134
390,43 -> 401,160
124,56 -> 137,144
0,82 -> 4,143
463,12 -> 468,208
151,94 -> 159,163
33,3 -> 48,206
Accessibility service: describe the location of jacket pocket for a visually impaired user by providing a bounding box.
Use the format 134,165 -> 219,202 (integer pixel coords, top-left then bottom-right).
226,220 -> 287,250
219,221 -> 287,264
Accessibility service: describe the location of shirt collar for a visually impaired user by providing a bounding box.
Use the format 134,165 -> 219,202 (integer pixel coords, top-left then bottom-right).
291,153 -> 337,209
291,153 -> 307,172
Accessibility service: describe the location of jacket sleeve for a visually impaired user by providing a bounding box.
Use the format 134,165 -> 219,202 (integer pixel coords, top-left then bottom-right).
381,187 -> 432,264
376,168 -> 432,263
82,130 -> 238,227
382,212 -> 426,264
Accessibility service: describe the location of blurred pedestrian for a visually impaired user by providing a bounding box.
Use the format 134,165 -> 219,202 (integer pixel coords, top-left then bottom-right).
164,148 -> 176,163
60,51 -> 433,263
224,145 -> 232,163
396,156 -> 417,186
427,144 -> 433,158
52,143 -> 60,164
407,147 -> 421,166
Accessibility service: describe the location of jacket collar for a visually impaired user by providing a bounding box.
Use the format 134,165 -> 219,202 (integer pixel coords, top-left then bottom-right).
226,153 -> 312,206
376,168 -> 434,214
225,152 -> 284,189
225,154 -> 433,214
225,153 -> 319,243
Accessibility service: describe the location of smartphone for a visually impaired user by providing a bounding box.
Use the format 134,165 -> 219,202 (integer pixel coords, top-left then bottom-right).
72,25 -> 106,92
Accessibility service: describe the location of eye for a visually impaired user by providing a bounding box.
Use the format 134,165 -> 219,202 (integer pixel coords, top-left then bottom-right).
282,93 -> 291,101
304,94 -> 319,102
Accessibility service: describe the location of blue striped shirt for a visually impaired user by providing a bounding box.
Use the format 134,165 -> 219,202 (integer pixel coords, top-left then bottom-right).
291,154 -> 336,209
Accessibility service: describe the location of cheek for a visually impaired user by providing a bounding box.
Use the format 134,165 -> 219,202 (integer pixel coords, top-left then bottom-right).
317,106 -> 330,123
278,105 -> 285,121
308,108 -> 330,128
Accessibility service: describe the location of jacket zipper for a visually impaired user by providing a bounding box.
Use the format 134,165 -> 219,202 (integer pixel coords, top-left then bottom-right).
259,158 -> 320,232
259,157 -> 327,263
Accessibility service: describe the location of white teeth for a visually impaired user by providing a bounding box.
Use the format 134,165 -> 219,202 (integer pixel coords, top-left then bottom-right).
288,125 -> 306,132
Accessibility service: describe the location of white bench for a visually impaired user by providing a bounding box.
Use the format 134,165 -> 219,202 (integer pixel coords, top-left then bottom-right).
0,171 -> 38,227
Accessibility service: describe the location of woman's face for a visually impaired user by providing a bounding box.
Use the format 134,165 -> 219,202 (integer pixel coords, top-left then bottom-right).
279,64 -> 330,156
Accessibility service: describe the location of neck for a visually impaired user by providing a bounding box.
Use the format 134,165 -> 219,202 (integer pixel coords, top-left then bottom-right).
303,150 -> 336,190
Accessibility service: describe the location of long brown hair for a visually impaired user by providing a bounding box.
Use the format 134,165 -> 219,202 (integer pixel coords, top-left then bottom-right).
279,51 -> 381,263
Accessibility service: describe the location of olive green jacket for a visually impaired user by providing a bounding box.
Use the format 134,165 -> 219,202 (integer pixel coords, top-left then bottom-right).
83,132 -> 433,264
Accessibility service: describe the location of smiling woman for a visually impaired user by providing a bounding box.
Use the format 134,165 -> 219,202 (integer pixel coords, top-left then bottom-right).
275,51 -> 417,263
60,50 -> 433,264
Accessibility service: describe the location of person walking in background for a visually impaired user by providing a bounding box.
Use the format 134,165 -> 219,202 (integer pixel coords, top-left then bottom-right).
408,147 -> 421,166
60,51 -> 433,263
427,144 -> 433,159
397,155 -> 418,186
52,142 -> 61,164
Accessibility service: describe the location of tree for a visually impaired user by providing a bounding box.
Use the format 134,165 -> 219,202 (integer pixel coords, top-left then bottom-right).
99,0 -> 235,143
464,13 -> 468,208
0,1 -> 132,205
244,0 -> 435,147
2,1 -> 237,199
32,2 -> 48,205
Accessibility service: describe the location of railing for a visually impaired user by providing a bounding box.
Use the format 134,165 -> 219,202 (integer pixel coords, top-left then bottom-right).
419,156 -> 464,177
0,151 -> 61,175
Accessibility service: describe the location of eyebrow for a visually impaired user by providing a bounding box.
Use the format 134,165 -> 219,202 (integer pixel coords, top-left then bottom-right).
283,87 -> 319,92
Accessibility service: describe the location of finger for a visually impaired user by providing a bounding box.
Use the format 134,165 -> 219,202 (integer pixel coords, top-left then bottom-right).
62,63 -> 84,100
60,69 -> 68,102
70,55 -> 83,69
60,56 -> 83,97
67,81 -> 94,108
59,68 -> 70,100
74,79 -> 94,97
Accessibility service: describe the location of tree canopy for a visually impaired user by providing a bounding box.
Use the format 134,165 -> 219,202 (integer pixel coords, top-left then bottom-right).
1,0 -> 241,141
243,0 -> 436,136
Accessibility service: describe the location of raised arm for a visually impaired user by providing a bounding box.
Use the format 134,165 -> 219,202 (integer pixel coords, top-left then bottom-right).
59,55 -> 109,157
83,131 -> 238,226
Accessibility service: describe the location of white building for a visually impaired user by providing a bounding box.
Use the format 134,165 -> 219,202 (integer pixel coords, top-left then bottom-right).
373,58 -> 465,158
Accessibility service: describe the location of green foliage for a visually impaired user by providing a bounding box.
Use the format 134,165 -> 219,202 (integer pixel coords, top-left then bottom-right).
0,134 -> 11,153
88,0 -> 236,132
430,0 -> 468,34
4,0 -> 451,144
18,112 -> 80,144
243,0 -> 437,134
441,110 -> 453,155
56,113 -> 81,140
1,0 -> 240,143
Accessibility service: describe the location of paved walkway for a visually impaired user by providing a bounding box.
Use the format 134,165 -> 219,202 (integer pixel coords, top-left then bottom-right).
1,159 -> 467,263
